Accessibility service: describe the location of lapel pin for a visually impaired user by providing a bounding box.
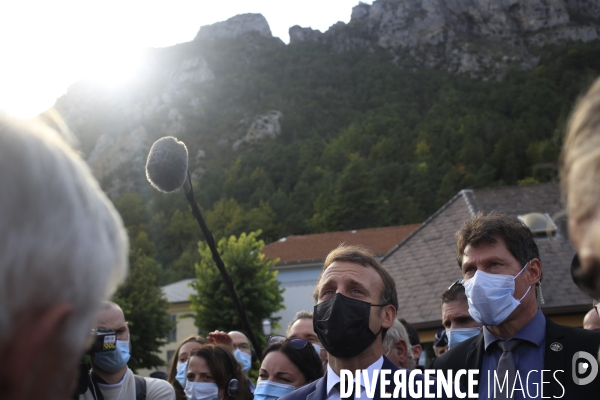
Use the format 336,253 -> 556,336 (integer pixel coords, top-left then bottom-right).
550,342 -> 563,352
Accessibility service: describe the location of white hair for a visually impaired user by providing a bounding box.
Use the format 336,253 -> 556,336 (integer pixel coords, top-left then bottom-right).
0,113 -> 129,352
383,319 -> 416,369
383,319 -> 410,352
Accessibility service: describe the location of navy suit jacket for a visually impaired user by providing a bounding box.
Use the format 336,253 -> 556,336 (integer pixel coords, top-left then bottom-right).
280,356 -> 455,400
430,317 -> 600,398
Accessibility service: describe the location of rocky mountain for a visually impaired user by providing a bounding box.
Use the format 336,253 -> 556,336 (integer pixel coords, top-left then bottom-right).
291,0 -> 600,77
195,13 -> 276,41
54,13 -> 289,197
52,0 -> 600,206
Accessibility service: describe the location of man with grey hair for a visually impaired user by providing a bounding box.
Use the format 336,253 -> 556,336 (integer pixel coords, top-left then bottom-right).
382,319 -> 416,370
0,113 -> 129,400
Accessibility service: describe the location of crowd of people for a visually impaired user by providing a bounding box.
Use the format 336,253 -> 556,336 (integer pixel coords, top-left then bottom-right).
3,74 -> 600,399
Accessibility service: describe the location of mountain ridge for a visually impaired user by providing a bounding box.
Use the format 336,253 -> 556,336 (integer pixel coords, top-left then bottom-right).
51,0 -> 600,241
287,0 -> 600,77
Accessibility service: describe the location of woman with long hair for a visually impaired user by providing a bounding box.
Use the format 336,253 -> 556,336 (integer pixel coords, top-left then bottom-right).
185,345 -> 251,400
167,335 -> 210,399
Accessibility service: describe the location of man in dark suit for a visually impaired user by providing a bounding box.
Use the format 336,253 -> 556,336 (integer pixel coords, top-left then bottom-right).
431,211 -> 600,399
281,244 -> 454,400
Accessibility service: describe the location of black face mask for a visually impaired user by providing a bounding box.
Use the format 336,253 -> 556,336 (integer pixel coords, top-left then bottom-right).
313,293 -> 387,358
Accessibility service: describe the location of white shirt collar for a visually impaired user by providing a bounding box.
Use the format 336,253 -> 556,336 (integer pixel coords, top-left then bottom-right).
326,356 -> 384,396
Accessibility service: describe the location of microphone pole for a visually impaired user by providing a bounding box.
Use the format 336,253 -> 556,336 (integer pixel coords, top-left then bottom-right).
182,173 -> 263,358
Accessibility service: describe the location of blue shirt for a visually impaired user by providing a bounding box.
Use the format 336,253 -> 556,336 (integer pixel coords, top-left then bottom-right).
479,309 -> 546,400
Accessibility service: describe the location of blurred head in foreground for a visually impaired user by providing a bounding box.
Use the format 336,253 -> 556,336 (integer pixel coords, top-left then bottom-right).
561,77 -> 600,298
0,112 -> 128,400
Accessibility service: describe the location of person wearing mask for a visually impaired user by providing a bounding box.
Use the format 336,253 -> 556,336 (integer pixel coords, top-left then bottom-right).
440,281 -> 481,349
431,211 -> 600,398
286,311 -> 328,369
186,345 -> 251,400
381,319 -> 416,370
80,302 -> 175,400
280,244 -> 451,400
0,113 -> 129,400
167,336 -> 209,399
229,331 -> 256,392
255,337 -> 323,400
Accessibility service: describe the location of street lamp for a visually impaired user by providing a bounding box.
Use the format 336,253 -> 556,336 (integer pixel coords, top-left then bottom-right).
262,318 -> 272,336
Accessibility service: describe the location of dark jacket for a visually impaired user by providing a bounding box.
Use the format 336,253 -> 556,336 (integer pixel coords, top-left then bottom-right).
430,317 -> 600,398
280,356 -> 455,400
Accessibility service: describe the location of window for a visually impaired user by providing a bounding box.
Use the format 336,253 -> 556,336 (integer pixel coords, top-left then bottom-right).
517,213 -> 557,238
168,314 -> 177,343
167,350 -> 175,365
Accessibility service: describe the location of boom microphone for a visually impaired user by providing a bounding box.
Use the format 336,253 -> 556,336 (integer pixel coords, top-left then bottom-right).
145,136 -> 263,358
145,136 -> 189,193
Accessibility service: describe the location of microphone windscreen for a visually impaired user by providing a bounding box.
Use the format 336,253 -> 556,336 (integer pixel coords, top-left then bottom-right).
146,136 -> 189,193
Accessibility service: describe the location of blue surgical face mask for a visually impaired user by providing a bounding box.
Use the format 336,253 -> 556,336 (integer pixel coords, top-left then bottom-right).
185,381 -> 219,400
176,361 -> 188,388
254,381 -> 295,400
447,327 -> 481,349
462,262 -> 532,326
234,348 -> 252,373
93,338 -> 131,373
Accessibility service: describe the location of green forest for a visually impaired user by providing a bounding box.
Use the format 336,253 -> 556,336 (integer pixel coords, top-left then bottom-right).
100,36 -> 600,286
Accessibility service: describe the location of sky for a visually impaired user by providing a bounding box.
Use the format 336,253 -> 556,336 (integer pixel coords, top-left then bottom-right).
0,0 -> 372,118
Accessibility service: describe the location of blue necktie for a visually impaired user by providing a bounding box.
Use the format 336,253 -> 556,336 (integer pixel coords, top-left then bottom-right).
494,339 -> 521,400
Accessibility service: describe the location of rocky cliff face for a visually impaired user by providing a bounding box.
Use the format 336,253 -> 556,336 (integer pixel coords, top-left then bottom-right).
195,13 -> 274,41
233,110 -> 283,151
291,0 -> 600,77
54,49 -> 218,196
54,15 -> 286,198
53,0 -> 600,198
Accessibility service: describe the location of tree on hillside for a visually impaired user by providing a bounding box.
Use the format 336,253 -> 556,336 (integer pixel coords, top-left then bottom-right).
190,230 -> 284,339
204,198 -> 281,243
105,40 -> 600,288
113,250 -> 174,371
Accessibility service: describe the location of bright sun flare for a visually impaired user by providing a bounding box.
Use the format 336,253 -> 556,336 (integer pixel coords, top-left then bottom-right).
84,47 -> 145,89
0,0 -> 366,119
0,46 -> 144,118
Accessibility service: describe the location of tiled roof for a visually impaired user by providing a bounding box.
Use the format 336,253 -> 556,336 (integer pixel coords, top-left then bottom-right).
263,224 -> 421,265
162,278 -> 195,303
383,183 -> 589,329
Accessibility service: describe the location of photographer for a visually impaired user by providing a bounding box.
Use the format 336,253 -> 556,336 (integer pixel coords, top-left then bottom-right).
79,302 -> 175,400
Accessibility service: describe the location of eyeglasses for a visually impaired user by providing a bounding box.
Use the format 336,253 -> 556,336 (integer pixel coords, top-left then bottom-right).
232,342 -> 251,351
448,279 -> 464,290
268,335 -> 310,350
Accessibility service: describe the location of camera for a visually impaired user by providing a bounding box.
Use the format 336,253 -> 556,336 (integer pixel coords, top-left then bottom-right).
72,328 -> 118,398
88,327 -> 117,354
